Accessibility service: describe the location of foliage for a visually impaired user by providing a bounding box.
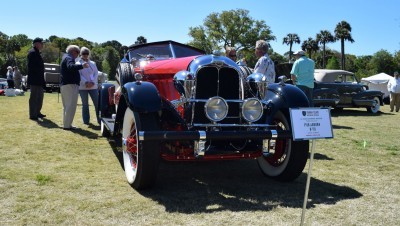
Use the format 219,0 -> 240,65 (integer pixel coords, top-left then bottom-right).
135,36 -> 147,45
326,56 -> 340,69
282,33 -> 300,62
334,21 -> 355,69
369,49 -> 397,75
301,37 -> 319,59
101,46 -> 119,80
187,9 -> 275,54
316,30 -> 335,68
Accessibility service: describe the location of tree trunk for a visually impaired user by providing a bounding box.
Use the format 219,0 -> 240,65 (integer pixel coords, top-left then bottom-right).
322,44 -> 326,68
341,39 -> 345,70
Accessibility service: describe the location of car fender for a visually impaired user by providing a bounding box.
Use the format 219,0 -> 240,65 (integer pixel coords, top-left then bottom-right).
353,90 -> 384,105
122,81 -> 162,113
263,83 -> 309,123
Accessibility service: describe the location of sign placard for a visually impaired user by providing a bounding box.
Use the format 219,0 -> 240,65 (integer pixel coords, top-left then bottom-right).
289,108 -> 333,141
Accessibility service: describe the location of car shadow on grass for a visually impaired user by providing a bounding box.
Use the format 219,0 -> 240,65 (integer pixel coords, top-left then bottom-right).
136,160 -> 362,213
106,140 -> 361,213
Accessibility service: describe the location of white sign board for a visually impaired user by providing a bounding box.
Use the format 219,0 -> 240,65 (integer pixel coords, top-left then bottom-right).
289,108 -> 333,140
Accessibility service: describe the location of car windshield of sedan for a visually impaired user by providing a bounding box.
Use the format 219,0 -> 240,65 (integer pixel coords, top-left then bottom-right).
128,43 -> 204,61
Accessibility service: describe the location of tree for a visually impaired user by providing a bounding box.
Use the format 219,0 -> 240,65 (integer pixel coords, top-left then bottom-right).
334,21 -> 354,70
326,56 -> 340,69
316,30 -> 335,68
301,37 -> 319,59
369,50 -> 396,74
187,9 -> 275,54
101,40 -> 124,58
101,46 -> 120,80
135,36 -> 147,44
282,33 -> 300,62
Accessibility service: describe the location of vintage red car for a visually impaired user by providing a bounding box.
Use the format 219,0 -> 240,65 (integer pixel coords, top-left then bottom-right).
99,40 -> 310,190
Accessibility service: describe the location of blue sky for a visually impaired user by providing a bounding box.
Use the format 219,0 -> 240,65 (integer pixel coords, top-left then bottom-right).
1,0 -> 399,56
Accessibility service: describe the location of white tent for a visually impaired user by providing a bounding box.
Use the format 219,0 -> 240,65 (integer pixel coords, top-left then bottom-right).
361,72 -> 393,98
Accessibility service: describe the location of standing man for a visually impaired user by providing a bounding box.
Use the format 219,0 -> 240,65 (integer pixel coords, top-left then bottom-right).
387,71 -> 400,112
290,50 -> 315,107
60,45 -> 89,130
27,37 -> 46,120
254,40 -> 275,83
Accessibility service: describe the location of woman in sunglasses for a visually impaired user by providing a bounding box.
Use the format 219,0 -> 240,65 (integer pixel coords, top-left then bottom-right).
78,47 -> 100,125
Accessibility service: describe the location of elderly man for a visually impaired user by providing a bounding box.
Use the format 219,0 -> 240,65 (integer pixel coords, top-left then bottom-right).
290,50 -> 315,107
27,37 -> 46,120
253,40 -> 275,83
60,45 -> 89,130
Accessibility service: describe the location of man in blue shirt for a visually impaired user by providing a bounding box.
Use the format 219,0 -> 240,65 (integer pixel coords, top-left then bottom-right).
290,50 -> 315,107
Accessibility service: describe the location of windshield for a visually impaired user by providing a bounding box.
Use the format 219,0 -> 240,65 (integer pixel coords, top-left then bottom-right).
127,42 -> 204,61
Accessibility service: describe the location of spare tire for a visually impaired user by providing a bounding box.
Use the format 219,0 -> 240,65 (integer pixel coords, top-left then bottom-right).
118,63 -> 134,86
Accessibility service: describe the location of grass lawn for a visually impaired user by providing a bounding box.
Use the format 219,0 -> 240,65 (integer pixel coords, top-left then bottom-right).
0,92 -> 399,225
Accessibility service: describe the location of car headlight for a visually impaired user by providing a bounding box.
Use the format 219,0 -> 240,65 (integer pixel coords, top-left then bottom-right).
242,98 -> 263,122
204,97 -> 228,122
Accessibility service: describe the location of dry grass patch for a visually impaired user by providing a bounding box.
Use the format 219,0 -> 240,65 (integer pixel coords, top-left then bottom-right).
0,93 -> 399,225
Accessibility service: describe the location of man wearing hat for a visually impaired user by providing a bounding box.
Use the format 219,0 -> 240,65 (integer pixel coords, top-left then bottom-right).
27,37 -> 46,120
290,50 -> 315,107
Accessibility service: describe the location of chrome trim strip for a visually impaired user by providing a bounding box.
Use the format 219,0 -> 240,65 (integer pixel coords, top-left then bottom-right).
192,123 -> 273,128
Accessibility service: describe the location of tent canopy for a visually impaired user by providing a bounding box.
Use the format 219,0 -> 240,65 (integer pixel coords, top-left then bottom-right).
361,72 -> 392,84
361,72 -> 393,98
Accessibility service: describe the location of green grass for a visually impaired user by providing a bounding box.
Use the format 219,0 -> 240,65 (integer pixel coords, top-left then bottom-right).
0,92 -> 399,225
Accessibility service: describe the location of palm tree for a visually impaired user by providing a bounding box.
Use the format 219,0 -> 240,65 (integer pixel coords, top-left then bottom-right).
301,37 -> 319,59
282,33 -> 301,62
334,21 -> 354,69
316,30 -> 335,68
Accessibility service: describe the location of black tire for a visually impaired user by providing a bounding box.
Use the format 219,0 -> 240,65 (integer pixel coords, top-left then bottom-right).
118,63 -> 134,86
257,111 -> 309,181
122,108 -> 160,190
366,97 -> 380,113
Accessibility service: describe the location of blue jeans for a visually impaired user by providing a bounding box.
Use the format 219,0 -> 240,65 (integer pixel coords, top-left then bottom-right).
79,89 -> 99,124
297,85 -> 314,107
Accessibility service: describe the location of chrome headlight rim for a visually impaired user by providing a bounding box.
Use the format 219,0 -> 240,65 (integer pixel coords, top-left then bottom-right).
204,96 -> 229,122
242,98 -> 263,123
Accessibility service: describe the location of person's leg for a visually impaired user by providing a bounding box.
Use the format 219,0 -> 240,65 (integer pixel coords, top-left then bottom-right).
29,85 -> 39,119
61,84 -> 78,128
389,92 -> 395,112
88,89 -> 100,124
298,85 -> 313,107
79,90 -> 90,124
395,93 -> 400,112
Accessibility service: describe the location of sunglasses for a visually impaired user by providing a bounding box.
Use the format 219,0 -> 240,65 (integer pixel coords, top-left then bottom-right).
229,54 -> 237,57
81,53 -> 89,55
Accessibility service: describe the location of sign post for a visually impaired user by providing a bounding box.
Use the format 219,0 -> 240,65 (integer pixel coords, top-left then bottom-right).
289,108 -> 333,226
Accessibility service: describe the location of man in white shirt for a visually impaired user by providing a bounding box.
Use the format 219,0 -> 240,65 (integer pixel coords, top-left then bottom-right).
387,71 -> 400,112
253,40 -> 275,83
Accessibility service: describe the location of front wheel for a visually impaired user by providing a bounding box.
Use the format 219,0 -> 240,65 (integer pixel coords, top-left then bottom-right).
257,111 -> 309,181
122,108 -> 160,189
366,97 -> 380,113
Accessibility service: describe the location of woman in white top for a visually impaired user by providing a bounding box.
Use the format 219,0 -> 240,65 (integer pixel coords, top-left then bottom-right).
78,47 -> 100,124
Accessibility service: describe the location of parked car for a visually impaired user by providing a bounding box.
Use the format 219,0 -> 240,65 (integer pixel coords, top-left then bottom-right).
0,78 -> 7,89
43,63 -> 61,92
314,69 -> 384,113
99,40 -> 310,190
21,63 -> 61,92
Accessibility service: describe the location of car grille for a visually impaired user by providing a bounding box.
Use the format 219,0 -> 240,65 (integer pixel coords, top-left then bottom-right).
193,66 -> 241,124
